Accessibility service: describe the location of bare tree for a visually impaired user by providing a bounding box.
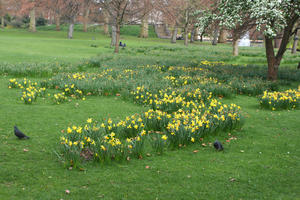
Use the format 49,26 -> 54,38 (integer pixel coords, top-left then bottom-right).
62,0 -> 81,39
47,0 -> 65,31
154,0 -> 185,44
102,8 -> 110,35
82,0 -> 93,32
139,0 -> 153,38
99,0 -> 144,53
156,0 -> 211,45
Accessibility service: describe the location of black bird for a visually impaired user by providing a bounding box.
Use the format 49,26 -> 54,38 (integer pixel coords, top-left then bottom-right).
119,41 -> 123,46
213,140 -> 223,151
14,126 -> 30,139
122,43 -> 126,48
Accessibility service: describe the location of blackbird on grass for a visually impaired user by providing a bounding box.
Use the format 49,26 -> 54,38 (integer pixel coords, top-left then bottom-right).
213,140 -> 223,151
14,126 -> 30,139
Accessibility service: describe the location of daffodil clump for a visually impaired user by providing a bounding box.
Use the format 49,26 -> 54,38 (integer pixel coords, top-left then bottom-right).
8,78 -> 36,89
259,88 -> 300,110
8,78 -> 46,104
60,118 -> 147,166
164,75 -> 193,87
8,78 -> 19,89
53,92 -> 68,104
63,84 -> 85,99
131,86 -> 213,113
59,91 -> 243,167
199,60 -> 225,66
20,85 -> 39,104
165,101 -> 242,147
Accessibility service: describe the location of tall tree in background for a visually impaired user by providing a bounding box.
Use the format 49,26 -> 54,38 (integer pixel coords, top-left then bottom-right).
194,1 -> 217,43
252,0 -> 300,80
0,0 -> 5,28
14,0 -> 46,32
218,29 -> 227,43
102,8 -> 110,35
157,0 -> 211,45
215,0 -> 300,81
139,0 -> 152,38
217,0 -> 256,56
82,0 -> 93,32
48,0 -> 64,31
63,0 -> 81,39
99,0 -> 144,53
181,0 -> 205,46
154,0 -> 185,44
29,0 -> 36,32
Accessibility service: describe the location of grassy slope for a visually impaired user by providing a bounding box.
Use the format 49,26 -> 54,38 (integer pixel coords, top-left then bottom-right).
0,28 -> 299,199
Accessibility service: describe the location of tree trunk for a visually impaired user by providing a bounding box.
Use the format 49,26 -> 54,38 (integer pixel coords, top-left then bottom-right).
1,15 -> 4,28
55,13 -> 60,31
233,38 -> 239,56
171,27 -> 177,43
194,27 -> 199,41
83,8 -> 90,32
139,14 -> 149,38
184,9 -> 189,46
164,24 -> 171,36
265,37 -> 278,81
265,15 -> 299,80
200,32 -> 204,42
274,33 -> 283,48
103,10 -> 109,36
48,11 -> 53,24
291,28 -> 299,54
212,26 -> 219,45
29,7 -> 36,32
218,29 -> 227,43
190,27 -> 195,43
184,30 -> 188,46
111,24 -> 117,47
114,24 -> 120,53
68,23 -> 74,39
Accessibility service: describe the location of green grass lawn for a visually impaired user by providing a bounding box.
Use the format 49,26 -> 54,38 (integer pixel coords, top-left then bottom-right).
1,28 -> 299,68
0,28 -> 299,200
1,79 -> 299,199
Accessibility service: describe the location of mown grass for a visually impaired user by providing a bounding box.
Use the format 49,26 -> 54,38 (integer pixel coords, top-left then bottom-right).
0,28 -> 299,199
0,28 -> 299,68
1,77 -> 299,199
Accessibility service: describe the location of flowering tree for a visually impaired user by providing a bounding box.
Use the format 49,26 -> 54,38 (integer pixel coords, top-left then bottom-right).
195,0 -> 220,44
251,0 -> 300,80
217,0 -> 257,55
212,0 -> 300,81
